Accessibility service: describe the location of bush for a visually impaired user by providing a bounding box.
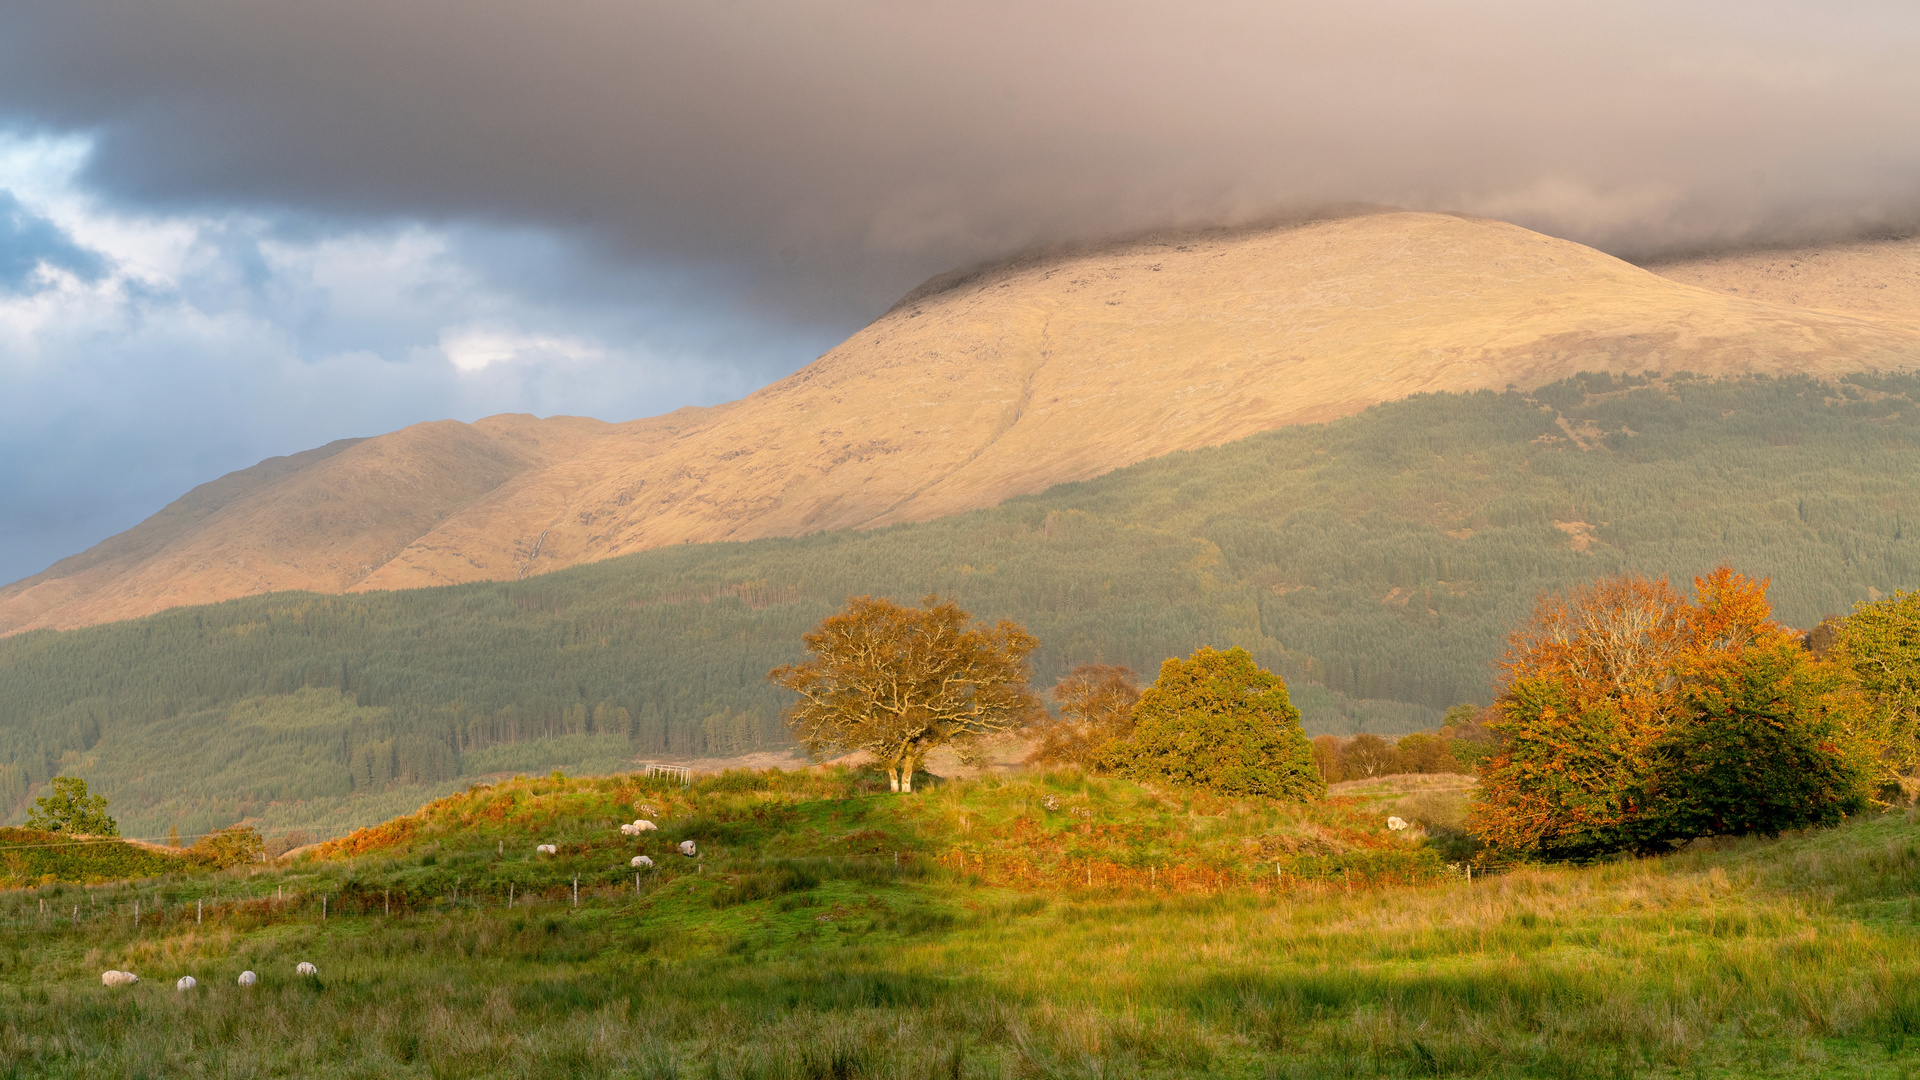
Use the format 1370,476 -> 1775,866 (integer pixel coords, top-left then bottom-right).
191,826 -> 266,869
1098,646 -> 1322,800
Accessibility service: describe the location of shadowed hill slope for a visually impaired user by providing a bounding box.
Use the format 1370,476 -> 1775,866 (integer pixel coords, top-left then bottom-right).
8,211 -> 1920,635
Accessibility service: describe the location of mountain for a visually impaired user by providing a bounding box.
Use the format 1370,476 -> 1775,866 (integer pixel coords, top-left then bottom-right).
1645,232 -> 1920,328
5,371 -> 1919,838
7,210 -> 1920,635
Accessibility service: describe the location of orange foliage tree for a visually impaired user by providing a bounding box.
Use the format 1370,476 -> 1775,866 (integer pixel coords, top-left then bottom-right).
1026,664 -> 1142,771
1471,567 -> 1871,859
770,595 -> 1040,793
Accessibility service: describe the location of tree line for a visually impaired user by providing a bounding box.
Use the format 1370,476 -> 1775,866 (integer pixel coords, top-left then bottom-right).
782,572 -> 1919,863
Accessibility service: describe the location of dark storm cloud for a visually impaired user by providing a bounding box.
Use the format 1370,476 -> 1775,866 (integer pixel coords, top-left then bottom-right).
2,1 -> 1917,320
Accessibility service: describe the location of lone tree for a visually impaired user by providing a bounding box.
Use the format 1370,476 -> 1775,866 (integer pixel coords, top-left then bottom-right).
1027,663 -> 1142,770
771,595 -> 1039,792
1098,646 -> 1322,800
25,776 -> 118,836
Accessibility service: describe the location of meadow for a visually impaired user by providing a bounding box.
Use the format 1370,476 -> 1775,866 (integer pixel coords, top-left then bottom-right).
1,768 -> 1918,1078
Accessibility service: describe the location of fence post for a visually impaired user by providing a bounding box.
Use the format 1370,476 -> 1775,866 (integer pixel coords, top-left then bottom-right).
197,899 -> 202,925
573,877 -> 578,907
323,896 -> 328,920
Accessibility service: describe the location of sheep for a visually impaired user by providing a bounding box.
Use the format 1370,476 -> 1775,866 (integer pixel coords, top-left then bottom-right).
678,840 -> 697,857
101,970 -> 139,987
619,823 -> 639,837
536,844 -> 558,855
631,855 -> 654,868
634,819 -> 657,832
1386,816 -> 1409,831
176,976 -> 197,991
238,971 -> 258,987
296,962 -> 318,977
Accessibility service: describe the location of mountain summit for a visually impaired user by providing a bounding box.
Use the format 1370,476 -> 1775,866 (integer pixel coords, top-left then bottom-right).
6,210 -> 1919,635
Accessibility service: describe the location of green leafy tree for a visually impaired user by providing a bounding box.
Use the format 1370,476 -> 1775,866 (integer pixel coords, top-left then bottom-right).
771,595 -> 1040,793
24,776 -> 118,836
1832,589 -> 1920,795
1098,646 -> 1322,800
1638,641 -> 1871,845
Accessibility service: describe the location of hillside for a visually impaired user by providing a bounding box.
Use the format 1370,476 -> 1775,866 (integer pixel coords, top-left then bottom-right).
1648,232 -> 1920,328
4,372 -> 1918,839
9,211 -> 1920,635
3,767 -> 1919,1076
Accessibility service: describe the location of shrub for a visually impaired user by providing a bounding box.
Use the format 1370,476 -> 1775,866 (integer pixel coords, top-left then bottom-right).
191,826 -> 266,869
1098,646 -> 1321,800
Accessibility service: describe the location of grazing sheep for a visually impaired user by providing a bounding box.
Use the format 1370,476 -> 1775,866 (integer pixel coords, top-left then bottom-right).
631,855 -> 654,868
296,962 -> 318,977
536,844 -> 558,855
238,971 -> 258,987
635,820 -> 657,832
619,823 -> 639,837
1386,816 -> 1409,831
176,976 -> 197,991
678,840 -> 697,857
101,970 -> 139,987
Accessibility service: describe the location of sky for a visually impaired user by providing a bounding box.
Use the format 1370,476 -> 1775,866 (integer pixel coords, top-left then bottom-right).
2,1 -> 1919,584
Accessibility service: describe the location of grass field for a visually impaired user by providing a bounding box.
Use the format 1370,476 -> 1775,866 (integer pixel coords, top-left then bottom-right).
2,768 -> 1919,1077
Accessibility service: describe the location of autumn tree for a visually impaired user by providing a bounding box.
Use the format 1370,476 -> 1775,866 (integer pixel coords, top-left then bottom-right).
24,776 -> 117,836
1472,567 -> 1873,859
770,595 -> 1040,793
1310,734 -> 1343,783
1027,664 -> 1142,770
1340,733 -> 1403,779
1098,646 -> 1322,800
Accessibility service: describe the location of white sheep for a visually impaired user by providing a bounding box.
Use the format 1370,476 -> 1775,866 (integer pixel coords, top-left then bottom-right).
296,962 -> 318,977
238,971 -> 257,987
678,840 -> 696,857
536,844 -> 558,855
631,855 -> 654,868
619,823 -> 639,837
634,819 -> 657,832
176,976 -> 197,991
1386,816 -> 1409,832
101,970 -> 139,987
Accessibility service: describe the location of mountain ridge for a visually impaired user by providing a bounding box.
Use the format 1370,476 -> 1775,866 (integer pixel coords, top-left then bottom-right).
7,209 -> 1920,635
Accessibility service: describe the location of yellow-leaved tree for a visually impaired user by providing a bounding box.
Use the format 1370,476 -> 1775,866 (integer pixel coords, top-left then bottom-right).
770,595 -> 1040,792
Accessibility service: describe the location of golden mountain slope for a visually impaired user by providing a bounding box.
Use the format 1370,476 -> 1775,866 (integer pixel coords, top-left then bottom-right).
7,210 -> 1920,635
1645,234 -> 1920,329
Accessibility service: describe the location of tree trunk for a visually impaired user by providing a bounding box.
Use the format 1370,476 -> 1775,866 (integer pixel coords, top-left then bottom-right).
887,764 -> 902,792
901,768 -> 913,793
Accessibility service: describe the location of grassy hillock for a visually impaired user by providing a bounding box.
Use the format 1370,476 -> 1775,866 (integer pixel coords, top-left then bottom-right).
0,828 -> 187,887
5,371 -> 1920,837
0,768 -> 1918,1077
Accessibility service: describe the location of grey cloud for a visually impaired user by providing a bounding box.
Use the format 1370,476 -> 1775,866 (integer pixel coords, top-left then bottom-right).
1,2 -> 1917,321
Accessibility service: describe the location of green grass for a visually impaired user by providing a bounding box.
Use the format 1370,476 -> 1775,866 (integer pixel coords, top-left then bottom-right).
1,769 -> 1918,1077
